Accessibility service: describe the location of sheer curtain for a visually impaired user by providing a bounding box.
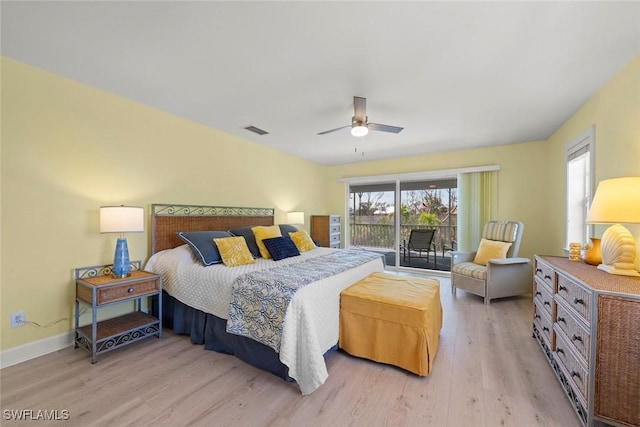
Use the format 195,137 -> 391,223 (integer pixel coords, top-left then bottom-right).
457,170 -> 498,251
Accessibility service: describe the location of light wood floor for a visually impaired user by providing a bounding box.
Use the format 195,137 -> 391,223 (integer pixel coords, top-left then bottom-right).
1,275 -> 582,427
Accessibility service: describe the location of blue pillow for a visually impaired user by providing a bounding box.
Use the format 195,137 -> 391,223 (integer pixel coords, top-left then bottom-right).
228,227 -> 261,258
262,236 -> 301,261
177,231 -> 233,265
278,224 -> 299,235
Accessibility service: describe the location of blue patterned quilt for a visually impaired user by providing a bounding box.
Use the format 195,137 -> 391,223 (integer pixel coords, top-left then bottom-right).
226,250 -> 382,352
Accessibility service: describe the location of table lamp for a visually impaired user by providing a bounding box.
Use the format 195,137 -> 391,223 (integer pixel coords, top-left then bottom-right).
286,211 -> 305,225
100,205 -> 144,278
586,177 -> 640,276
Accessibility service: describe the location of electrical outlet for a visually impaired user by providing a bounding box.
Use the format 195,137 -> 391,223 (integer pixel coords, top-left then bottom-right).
10,312 -> 25,328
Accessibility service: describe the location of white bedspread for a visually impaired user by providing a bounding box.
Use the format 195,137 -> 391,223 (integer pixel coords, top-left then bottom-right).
145,245 -> 384,394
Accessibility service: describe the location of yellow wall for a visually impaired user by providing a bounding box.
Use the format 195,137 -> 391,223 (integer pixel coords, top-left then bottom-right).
324,54 -> 639,268
1,54 -> 638,353
1,58 -> 327,350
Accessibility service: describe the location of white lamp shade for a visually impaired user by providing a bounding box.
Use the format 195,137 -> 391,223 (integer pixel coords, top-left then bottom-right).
100,206 -> 144,233
286,211 -> 305,225
586,177 -> 640,224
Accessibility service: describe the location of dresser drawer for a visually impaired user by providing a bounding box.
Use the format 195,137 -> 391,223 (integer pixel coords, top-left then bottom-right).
534,301 -> 554,349
554,326 -> 589,403
330,225 -> 341,234
96,278 -> 159,305
330,215 -> 340,224
556,303 -> 590,364
534,259 -> 556,291
534,277 -> 555,319
556,274 -> 592,324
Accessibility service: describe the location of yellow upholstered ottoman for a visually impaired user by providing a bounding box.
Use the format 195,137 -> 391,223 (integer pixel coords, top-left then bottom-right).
339,272 -> 442,376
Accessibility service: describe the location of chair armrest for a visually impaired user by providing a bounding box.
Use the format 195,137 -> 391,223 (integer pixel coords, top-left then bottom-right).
451,251 -> 475,264
487,257 -> 531,265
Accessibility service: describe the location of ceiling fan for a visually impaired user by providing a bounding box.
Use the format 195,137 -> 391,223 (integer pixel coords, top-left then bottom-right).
317,96 -> 403,137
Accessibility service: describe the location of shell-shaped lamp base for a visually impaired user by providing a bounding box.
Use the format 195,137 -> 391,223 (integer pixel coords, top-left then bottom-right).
599,224 -> 639,276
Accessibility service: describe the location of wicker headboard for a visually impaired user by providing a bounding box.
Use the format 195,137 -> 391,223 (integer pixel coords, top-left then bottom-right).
151,204 -> 275,254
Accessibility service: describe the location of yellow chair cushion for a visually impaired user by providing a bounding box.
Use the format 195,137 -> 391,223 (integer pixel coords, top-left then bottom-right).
473,238 -> 512,266
289,230 -> 316,252
213,236 -> 255,267
252,225 -> 282,258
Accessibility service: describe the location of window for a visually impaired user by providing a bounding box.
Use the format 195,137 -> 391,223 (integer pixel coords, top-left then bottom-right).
566,127 -> 595,249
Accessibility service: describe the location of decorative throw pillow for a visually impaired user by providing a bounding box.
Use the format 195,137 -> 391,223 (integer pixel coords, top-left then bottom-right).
289,230 -> 316,252
278,224 -> 299,236
473,238 -> 513,266
177,231 -> 233,266
252,225 -> 282,259
228,226 -> 262,258
213,236 -> 256,267
262,236 -> 301,261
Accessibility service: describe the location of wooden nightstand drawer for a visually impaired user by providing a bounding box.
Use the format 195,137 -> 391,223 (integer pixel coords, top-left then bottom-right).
96,279 -> 159,305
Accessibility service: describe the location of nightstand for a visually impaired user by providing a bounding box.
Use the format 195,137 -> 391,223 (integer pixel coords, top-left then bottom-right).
74,263 -> 162,363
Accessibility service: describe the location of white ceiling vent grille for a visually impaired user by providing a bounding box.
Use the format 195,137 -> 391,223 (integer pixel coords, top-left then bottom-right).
243,125 -> 269,135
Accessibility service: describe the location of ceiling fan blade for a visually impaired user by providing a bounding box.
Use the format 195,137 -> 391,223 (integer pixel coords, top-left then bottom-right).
369,123 -> 404,134
353,96 -> 367,121
317,125 -> 350,135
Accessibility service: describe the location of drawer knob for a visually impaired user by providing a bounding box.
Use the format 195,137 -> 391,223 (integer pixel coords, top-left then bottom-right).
535,291 -> 542,296
536,268 -> 542,273
127,288 -> 135,294
543,301 -> 551,306
544,274 -> 552,280
534,314 -> 541,320
557,347 -> 565,355
557,317 -> 566,323
542,326 -> 549,332
558,285 -> 567,292
571,371 -> 581,380
572,334 -> 583,343
573,298 -> 585,305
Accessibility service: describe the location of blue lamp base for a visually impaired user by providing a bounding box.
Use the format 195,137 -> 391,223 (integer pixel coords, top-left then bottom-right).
112,237 -> 132,278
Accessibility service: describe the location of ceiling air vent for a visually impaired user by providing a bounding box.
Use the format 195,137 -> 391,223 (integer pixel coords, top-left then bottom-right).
243,125 -> 269,135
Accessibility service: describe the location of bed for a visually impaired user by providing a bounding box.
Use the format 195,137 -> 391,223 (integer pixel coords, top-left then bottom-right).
145,204 -> 385,395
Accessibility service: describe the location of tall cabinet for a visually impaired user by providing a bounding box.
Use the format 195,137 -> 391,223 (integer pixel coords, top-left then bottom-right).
311,215 -> 341,248
532,255 -> 640,427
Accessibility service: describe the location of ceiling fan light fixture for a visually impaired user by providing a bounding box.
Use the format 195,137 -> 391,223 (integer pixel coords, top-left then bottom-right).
351,124 -> 368,137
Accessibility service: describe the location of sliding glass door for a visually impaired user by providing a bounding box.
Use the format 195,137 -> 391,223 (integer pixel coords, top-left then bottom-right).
349,177 -> 457,272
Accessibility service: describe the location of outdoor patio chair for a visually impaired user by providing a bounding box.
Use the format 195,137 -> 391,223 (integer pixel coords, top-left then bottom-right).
403,229 -> 437,265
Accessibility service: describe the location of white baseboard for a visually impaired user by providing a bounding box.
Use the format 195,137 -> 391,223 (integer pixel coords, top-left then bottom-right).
0,331 -> 74,369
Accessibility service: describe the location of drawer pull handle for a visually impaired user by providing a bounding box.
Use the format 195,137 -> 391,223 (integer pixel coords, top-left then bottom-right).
571,371 -> 581,380
542,326 -> 549,332
544,274 -> 552,280
557,348 -> 565,355
573,298 -> 585,305
557,317 -> 566,323
558,285 -> 567,292
127,288 -> 135,294
543,301 -> 551,306
536,268 -> 542,273
534,314 -> 541,320
535,291 -> 542,296
572,335 -> 583,343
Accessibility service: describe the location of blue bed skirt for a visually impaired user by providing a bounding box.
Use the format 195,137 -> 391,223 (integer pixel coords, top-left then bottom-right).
157,292 -> 293,381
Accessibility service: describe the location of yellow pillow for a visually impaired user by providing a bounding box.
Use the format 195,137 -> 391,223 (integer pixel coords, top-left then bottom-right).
252,225 -> 282,258
473,238 -> 513,266
289,230 -> 316,252
213,236 -> 255,267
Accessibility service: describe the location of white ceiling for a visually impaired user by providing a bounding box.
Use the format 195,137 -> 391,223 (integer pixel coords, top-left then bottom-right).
2,1 -> 639,166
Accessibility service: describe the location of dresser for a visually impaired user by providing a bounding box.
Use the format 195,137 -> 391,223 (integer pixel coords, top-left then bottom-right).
311,215 -> 341,248
533,255 -> 640,427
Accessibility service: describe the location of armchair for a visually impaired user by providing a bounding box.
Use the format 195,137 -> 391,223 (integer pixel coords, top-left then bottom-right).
451,221 -> 531,304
